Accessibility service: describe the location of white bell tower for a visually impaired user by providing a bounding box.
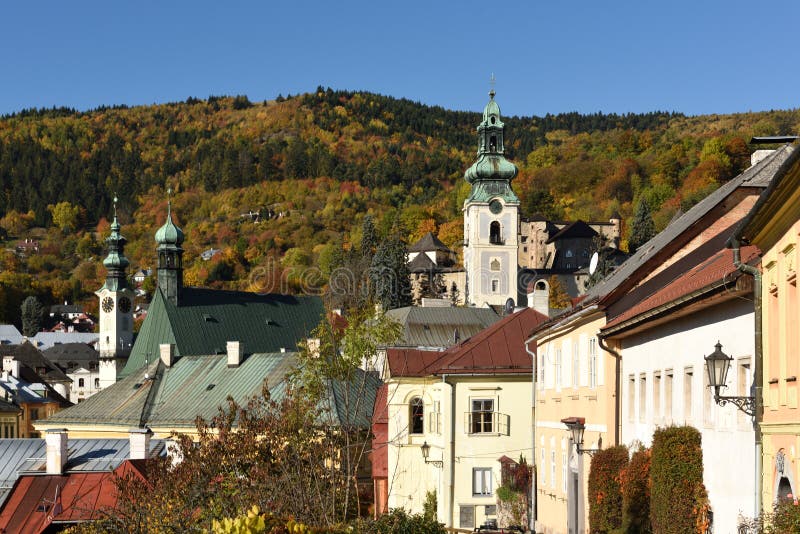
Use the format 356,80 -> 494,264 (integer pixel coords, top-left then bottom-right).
463,86 -> 520,307
95,197 -> 134,388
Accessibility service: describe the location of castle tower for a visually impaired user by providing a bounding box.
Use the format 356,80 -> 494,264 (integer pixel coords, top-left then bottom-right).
96,197 -> 134,388
463,87 -> 520,307
155,191 -> 185,305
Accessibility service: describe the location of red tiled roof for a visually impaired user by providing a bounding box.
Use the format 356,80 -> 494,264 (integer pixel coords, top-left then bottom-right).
387,307 -> 548,377
0,460 -> 148,533
603,245 -> 759,331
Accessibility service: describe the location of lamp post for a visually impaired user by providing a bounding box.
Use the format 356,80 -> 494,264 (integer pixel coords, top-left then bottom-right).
561,417 -> 602,456
704,341 -> 754,416
420,441 -> 443,468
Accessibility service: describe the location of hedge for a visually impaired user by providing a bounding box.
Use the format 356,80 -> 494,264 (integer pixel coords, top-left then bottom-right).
650,426 -> 709,534
588,445 -> 629,533
621,447 -> 651,534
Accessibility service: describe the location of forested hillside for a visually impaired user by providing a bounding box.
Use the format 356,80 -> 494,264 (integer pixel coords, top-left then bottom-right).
0,87 -> 798,323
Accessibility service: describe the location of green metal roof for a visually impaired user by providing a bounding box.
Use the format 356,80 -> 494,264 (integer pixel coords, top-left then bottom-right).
121,288 -> 325,377
44,352 -> 379,430
385,306 -> 500,348
154,204 -> 185,246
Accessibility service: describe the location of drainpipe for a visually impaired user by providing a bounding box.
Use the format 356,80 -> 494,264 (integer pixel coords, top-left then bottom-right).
442,374 -> 456,528
597,336 -> 621,446
731,237 -> 763,518
525,341 -> 538,533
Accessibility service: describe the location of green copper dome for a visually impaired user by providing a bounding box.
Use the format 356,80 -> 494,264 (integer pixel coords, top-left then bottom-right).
464,90 -> 519,204
100,198 -> 130,291
155,204 -> 184,247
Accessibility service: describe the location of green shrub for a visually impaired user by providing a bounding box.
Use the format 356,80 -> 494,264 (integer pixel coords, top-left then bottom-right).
621,447 -> 651,534
588,445 -> 629,533
650,426 -> 708,534
351,508 -> 446,534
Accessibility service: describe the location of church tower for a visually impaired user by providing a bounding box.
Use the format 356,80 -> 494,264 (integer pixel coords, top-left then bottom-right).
463,87 -> 520,307
155,192 -> 184,305
96,197 -> 134,388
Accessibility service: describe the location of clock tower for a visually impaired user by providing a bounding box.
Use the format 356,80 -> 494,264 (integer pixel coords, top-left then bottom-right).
463,87 -> 520,307
95,197 -> 134,388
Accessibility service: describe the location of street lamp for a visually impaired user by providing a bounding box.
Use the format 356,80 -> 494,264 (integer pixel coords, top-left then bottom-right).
420,441 -> 443,467
561,417 -> 602,456
704,341 -> 754,416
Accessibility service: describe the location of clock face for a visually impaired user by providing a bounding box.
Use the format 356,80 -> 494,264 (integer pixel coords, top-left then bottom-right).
118,297 -> 132,314
101,297 -> 114,313
489,199 -> 503,215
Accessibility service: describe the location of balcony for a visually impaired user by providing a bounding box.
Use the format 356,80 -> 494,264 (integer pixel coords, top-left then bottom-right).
464,411 -> 509,436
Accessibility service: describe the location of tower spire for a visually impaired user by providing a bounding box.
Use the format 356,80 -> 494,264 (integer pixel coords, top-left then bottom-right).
155,187 -> 185,305
102,196 -> 129,291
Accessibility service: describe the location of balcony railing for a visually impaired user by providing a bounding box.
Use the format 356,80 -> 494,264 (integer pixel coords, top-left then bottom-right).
464,411 -> 509,436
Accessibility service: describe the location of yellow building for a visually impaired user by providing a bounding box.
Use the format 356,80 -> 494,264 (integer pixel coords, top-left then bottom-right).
528,306 -> 618,534
737,145 -> 800,506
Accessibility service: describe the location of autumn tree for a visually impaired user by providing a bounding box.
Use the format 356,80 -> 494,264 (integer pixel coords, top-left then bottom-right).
548,275 -> 572,310
48,201 -> 81,234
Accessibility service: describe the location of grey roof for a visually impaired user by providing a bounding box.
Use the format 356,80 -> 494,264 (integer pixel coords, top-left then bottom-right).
584,145 -> 794,304
385,306 -> 500,348
44,350 -> 378,431
407,252 -> 438,273
122,288 -> 324,377
30,332 -> 98,351
408,232 -> 452,253
0,342 -> 71,383
0,325 -> 23,346
42,343 -> 99,365
0,438 -> 166,507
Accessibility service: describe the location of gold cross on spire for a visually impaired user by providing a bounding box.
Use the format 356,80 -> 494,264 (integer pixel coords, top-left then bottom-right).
489,73 -> 496,99
113,194 -> 118,219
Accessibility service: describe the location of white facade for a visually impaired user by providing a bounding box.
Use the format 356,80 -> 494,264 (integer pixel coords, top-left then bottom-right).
384,375 -> 531,529
620,298 -> 755,534
95,286 -> 134,388
464,201 -> 519,308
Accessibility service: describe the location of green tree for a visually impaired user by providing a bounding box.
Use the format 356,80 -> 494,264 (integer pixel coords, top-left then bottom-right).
21,295 -> 44,336
359,214 -> 378,260
628,199 -> 656,253
370,234 -> 411,311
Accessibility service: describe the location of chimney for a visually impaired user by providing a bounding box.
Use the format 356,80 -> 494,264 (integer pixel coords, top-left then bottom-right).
45,429 -> 69,475
226,341 -> 242,368
528,279 -> 551,318
2,356 -> 19,378
129,427 -> 153,460
159,343 -> 175,367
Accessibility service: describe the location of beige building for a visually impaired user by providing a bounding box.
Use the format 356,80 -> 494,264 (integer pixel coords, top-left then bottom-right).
737,144 -> 800,507
518,216 -> 621,271
528,306 -> 617,534
374,308 -> 547,529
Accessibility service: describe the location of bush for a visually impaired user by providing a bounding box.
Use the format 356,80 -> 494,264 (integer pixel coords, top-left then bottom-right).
588,445 -> 628,533
621,447 -> 651,534
351,508 -> 446,534
650,426 -> 708,534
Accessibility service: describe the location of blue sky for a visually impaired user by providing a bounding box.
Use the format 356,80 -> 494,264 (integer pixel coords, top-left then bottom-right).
2,0 -> 798,118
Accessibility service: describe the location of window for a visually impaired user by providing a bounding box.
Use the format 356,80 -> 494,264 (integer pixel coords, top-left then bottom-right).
738,359 -> 752,426
628,375 -> 635,422
566,249 -> 574,258
539,351 -> 546,388
562,439 -> 568,493
490,221 -> 502,244
78,378 -> 85,388
409,397 -> 424,435
94,378 -> 100,388
572,342 -> 579,388
471,399 -> 494,433
639,374 -> 646,422
684,367 -> 694,423
30,408 -> 39,421
473,468 -> 493,496
555,348 -> 562,389
490,259 -> 501,271
491,279 -> 499,293
588,338 -> 597,388
485,505 -> 497,516
550,450 -> 556,488
523,246 -> 528,252
654,371 -> 661,420
665,370 -> 674,421
540,442 -> 546,485
460,506 -> 475,528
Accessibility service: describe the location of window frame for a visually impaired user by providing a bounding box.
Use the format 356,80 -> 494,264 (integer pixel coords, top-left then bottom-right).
472,467 -> 493,497
470,398 -> 494,434
409,397 -> 424,435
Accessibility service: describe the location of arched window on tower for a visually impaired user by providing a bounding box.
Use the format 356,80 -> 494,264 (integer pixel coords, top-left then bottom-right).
410,397 -> 424,435
490,259 -> 501,272
489,135 -> 497,151
490,222 -> 502,244
78,378 -> 85,388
